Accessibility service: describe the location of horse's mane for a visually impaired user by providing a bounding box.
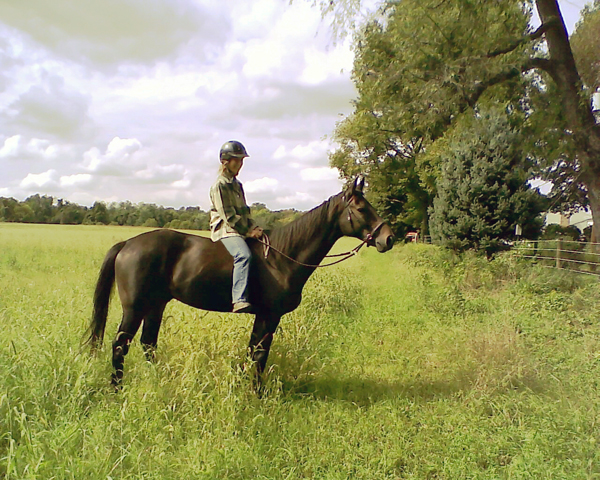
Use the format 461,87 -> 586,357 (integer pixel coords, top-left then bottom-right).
268,191 -> 344,251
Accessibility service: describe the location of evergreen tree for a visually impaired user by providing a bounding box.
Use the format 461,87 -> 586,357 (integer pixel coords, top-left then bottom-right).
429,109 -> 545,257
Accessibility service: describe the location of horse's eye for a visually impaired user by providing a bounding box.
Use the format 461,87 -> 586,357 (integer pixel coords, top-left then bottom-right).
357,207 -> 367,214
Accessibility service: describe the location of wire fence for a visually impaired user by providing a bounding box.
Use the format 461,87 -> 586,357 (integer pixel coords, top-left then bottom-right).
512,239 -> 600,277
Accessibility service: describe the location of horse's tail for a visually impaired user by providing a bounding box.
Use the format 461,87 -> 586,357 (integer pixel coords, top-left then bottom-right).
85,241 -> 127,352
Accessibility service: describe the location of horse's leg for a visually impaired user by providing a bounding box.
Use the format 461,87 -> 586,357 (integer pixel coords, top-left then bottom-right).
140,302 -> 167,361
111,306 -> 144,388
248,314 -> 281,383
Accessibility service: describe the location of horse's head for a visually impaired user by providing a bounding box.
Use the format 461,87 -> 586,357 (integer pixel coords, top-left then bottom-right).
340,178 -> 395,253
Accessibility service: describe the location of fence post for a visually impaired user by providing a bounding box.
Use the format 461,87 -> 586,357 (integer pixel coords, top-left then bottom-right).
556,238 -> 562,269
591,242 -> 598,273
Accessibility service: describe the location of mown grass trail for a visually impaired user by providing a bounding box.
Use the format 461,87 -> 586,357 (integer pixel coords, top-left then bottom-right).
1,223 -> 599,478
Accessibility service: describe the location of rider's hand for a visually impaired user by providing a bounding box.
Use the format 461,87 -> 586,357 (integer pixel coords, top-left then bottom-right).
247,227 -> 263,239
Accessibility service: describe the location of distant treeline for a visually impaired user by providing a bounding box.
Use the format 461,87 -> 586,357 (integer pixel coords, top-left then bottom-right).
0,194 -> 303,231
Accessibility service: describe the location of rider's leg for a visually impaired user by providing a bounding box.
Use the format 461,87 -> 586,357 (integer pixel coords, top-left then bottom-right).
220,235 -> 252,311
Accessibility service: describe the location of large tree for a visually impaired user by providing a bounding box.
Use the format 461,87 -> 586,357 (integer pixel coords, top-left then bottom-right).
531,0 -> 600,242
329,0 -> 533,237
320,0 -> 600,241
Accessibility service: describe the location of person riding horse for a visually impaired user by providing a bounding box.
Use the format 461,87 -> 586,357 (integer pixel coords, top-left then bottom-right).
88,174 -> 395,388
209,141 -> 263,314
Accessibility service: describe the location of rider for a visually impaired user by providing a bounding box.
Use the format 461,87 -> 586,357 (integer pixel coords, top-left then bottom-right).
209,140 -> 263,314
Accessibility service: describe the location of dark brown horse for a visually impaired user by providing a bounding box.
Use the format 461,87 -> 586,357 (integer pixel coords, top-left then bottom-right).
87,178 -> 394,386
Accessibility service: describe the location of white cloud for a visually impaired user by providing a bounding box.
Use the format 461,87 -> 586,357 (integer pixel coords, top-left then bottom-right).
273,140 -> 332,167
237,79 -> 355,121
8,74 -> 91,139
59,173 -> 92,187
171,178 -> 191,189
0,135 -> 62,160
275,192 -> 316,208
0,0 -> 227,68
0,0 -> 362,209
301,42 -> 354,85
301,167 -> 340,181
20,169 -> 59,189
234,1 -> 284,41
237,1 -> 317,81
105,137 -> 142,158
82,137 -> 144,175
244,177 -> 280,194
135,164 -> 187,184
243,41 -> 286,79
0,135 -> 21,158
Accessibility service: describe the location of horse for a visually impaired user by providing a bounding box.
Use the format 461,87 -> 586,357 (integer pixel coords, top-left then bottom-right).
87,178 -> 395,387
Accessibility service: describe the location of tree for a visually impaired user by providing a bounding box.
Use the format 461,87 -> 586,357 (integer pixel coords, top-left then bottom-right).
0,198 -> 19,222
542,223 -> 582,241
320,0 -> 600,242
24,194 -> 54,223
135,203 -> 159,227
13,203 -> 36,223
84,201 -> 110,225
429,109 -> 545,257
330,0 -> 531,237
531,0 -> 600,243
54,200 -> 85,224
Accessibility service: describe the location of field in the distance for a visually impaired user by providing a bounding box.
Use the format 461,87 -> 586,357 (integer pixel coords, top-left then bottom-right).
1,223 -> 599,479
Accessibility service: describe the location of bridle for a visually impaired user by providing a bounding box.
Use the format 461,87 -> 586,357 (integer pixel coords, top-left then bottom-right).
346,197 -> 385,246
254,197 -> 386,269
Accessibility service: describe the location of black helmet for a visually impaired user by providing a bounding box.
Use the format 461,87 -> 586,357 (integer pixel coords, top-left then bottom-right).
219,141 -> 249,161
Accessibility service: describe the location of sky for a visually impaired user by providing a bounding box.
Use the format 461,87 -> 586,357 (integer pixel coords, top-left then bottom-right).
0,0 -> 592,212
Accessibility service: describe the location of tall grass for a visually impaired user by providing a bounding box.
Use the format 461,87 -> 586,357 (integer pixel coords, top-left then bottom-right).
1,223 -> 599,478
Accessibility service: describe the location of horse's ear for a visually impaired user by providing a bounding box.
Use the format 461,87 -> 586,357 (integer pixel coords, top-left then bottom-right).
345,177 -> 365,200
357,177 -> 365,193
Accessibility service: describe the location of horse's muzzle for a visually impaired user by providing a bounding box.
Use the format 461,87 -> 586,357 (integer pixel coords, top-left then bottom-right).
375,224 -> 395,253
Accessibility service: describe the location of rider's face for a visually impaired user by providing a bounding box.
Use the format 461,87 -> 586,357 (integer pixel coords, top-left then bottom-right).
225,157 -> 243,176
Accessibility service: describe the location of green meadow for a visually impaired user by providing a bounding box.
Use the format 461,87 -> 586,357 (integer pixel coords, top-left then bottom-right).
1,223 -> 599,479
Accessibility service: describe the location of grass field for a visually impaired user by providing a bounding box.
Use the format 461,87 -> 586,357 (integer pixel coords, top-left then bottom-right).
1,223 -> 599,479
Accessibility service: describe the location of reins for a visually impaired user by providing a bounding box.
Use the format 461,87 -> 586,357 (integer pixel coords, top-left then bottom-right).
255,220 -> 385,268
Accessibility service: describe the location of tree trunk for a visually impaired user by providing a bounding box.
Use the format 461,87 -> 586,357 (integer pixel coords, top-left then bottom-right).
587,175 -> 600,244
535,0 -> 600,243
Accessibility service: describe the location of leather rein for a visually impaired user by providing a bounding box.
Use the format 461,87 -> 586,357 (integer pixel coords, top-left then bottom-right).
254,202 -> 385,268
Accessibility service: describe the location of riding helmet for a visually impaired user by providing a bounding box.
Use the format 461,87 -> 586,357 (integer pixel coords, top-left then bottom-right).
219,141 -> 249,161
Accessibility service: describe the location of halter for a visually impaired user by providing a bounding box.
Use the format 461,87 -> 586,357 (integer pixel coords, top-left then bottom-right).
346,197 -> 385,246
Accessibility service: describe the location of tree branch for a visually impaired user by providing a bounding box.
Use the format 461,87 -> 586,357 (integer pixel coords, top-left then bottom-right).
525,57 -> 557,77
465,57 -> 557,108
486,17 -> 560,58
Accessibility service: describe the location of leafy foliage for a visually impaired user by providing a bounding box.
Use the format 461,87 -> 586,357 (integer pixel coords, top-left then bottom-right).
429,109 -> 545,256
541,223 -> 582,241
570,0 -> 600,94
331,0 -> 533,237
